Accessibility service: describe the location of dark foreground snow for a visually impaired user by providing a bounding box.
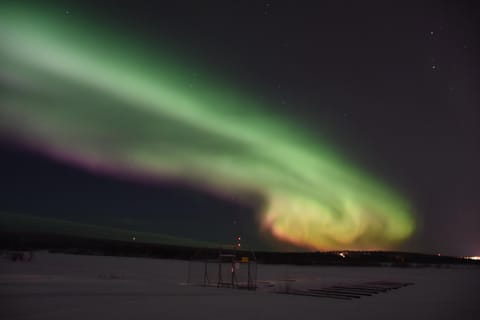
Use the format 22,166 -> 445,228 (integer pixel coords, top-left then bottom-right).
1,251 -> 479,319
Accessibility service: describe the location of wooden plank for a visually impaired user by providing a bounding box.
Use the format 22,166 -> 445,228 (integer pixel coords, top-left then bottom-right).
281,290 -> 353,300
308,289 -> 362,299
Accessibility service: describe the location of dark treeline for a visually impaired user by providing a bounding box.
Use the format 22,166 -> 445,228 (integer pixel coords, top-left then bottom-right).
1,231 -> 478,267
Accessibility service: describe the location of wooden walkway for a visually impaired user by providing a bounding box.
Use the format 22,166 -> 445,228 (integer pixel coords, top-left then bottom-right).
280,281 -> 414,300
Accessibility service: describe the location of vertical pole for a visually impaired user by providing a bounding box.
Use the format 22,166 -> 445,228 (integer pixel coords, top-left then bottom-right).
253,262 -> 256,290
247,261 -> 251,290
218,261 -> 222,287
231,260 -> 235,288
203,260 -> 208,287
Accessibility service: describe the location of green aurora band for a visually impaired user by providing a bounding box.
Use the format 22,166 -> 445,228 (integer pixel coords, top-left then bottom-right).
0,5 -> 415,250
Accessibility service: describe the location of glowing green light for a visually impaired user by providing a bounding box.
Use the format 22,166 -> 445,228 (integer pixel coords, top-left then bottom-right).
0,4 -> 415,250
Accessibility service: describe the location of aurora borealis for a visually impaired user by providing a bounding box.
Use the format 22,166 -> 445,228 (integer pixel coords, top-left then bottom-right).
0,3 -> 418,250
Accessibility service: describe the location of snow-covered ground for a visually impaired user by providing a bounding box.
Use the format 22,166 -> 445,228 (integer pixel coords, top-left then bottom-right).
1,251 -> 479,319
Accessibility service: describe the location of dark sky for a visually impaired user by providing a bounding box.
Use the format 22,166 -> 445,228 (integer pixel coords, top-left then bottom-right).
1,0 -> 479,255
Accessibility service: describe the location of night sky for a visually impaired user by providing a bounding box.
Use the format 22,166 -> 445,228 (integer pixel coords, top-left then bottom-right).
1,0 -> 479,255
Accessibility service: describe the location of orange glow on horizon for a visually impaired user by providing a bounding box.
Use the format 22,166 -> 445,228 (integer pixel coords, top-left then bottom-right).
464,256 -> 480,261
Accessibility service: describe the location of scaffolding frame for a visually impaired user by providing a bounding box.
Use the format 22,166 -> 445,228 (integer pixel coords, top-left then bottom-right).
186,244 -> 257,290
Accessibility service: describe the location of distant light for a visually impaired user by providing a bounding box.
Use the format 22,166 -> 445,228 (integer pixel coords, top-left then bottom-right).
132,236 -> 136,241
237,236 -> 241,241
464,256 -> 480,261
237,243 -> 241,247
432,65 -> 437,70
437,253 -> 441,256
339,252 -> 347,258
